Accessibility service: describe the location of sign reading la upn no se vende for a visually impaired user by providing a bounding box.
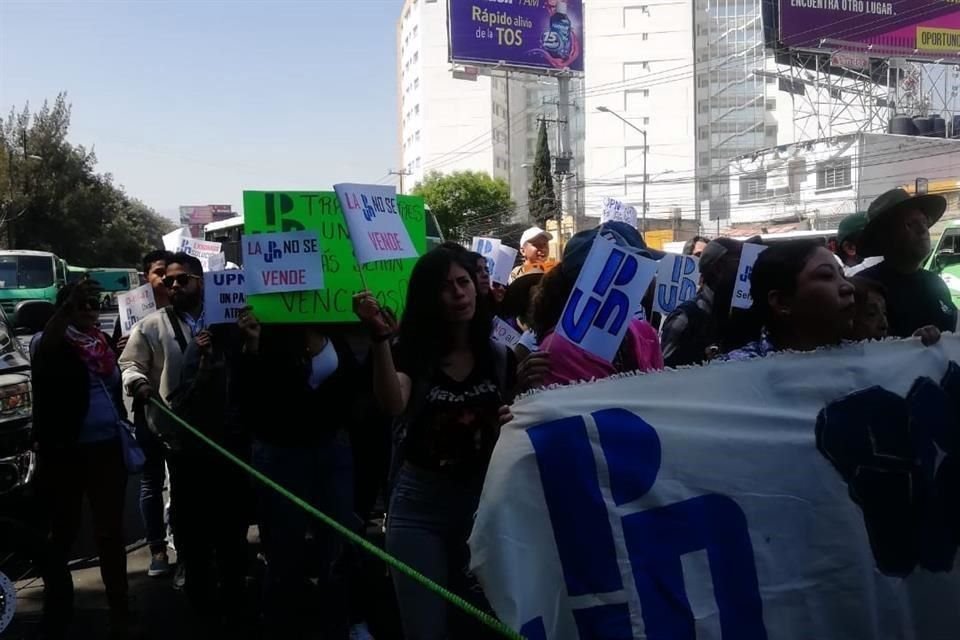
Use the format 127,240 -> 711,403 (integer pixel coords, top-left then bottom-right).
242,191 -> 427,324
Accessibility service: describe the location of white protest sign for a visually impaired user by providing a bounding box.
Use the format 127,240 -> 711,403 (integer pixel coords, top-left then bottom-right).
471,337 -> 960,639
732,242 -> 767,310
162,227 -> 190,252
492,245 -> 518,286
207,253 -> 226,273
178,237 -> 223,272
242,230 -> 324,295
203,270 -> 246,325
334,183 -> 418,265
653,253 -> 700,316
491,317 -> 523,350
555,237 -> 659,362
471,237 -> 502,277
600,197 -> 638,227
116,284 -> 157,336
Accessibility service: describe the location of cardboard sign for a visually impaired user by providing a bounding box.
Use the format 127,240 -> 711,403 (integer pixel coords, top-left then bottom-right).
116,284 -> 157,336
491,317 -> 523,350
471,337 -> 960,638
556,238 -> 659,362
162,227 -> 190,252
653,254 -> 700,316
333,184 -> 418,265
472,237 -> 502,276
242,191 -> 426,324
600,197 -> 638,227
732,243 -> 768,310
492,245 -> 518,286
204,270 -> 246,324
178,237 -> 223,272
242,230 -> 324,295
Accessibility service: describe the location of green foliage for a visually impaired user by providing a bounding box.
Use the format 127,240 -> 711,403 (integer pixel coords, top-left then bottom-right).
527,119 -> 558,226
411,170 -> 513,242
0,93 -> 174,267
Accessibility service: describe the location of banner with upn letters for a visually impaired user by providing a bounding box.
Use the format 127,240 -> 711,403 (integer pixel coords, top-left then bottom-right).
470,337 -> 960,640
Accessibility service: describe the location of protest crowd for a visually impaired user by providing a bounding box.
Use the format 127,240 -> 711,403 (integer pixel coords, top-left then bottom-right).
23,184 -> 959,640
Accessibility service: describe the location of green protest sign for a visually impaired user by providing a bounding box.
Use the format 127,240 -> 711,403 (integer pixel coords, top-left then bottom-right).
242,191 -> 426,323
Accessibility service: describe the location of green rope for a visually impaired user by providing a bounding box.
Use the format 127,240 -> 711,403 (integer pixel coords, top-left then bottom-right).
150,399 -> 523,640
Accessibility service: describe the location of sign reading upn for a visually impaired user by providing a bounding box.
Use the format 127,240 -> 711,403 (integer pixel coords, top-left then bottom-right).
242,191 -> 427,324
448,0 -> 584,73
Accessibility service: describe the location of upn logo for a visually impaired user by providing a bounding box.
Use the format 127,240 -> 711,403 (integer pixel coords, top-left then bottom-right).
561,247 -> 639,344
523,409 -> 767,639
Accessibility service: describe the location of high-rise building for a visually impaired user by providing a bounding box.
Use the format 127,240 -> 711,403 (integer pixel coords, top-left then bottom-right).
583,0 -> 697,228
583,0 -> 887,229
397,0 -> 585,227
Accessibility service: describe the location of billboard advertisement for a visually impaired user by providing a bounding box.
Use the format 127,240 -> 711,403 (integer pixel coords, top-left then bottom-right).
779,1 -> 960,60
448,0 -> 583,74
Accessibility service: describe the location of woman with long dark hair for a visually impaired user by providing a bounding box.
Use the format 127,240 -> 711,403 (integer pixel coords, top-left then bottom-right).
721,241 -> 856,360
353,247 -> 513,640
32,281 -> 131,638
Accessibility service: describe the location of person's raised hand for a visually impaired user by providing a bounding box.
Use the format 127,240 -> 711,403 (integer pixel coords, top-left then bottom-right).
497,404 -> 514,427
517,351 -> 550,391
352,291 -> 392,338
237,306 -> 261,353
914,325 -> 941,346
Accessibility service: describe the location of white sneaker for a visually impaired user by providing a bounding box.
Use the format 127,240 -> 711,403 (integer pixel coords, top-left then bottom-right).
349,622 -> 375,640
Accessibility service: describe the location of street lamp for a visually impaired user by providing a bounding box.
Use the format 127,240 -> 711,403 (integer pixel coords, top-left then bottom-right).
597,106 -> 647,231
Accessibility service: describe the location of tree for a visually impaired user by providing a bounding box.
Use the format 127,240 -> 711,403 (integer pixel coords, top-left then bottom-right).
527,119 -> 558,226
0,93 -> 174,266
411,170 -> 513,242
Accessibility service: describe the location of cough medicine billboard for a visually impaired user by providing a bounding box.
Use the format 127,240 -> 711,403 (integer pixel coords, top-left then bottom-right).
779,1 -> 960,60
448,0 -> 584,74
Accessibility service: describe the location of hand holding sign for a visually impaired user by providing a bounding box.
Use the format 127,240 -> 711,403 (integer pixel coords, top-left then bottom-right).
334,184 -> 418,266
556,237 -> 659,362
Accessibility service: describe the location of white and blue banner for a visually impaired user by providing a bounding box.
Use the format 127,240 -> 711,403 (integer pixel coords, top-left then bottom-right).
653,254 -> 699,316
470,337 -> 960,639
555,238 -> 659,362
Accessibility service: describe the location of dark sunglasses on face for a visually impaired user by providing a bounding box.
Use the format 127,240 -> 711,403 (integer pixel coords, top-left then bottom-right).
162,274 -> 200,288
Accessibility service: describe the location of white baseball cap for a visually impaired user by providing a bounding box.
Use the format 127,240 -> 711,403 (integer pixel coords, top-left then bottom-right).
520,226 -> 552,246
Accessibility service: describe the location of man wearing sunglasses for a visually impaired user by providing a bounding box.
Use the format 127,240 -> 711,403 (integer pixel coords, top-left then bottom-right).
119,252 -> 206,591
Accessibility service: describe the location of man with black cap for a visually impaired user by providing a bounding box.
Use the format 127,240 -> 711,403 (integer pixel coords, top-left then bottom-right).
858,187 -> 956,337
660,237 -> 744,367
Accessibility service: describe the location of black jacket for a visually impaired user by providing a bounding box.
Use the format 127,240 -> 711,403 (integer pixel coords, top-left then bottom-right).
32,333 -> 124,451
235,328 -> 359,448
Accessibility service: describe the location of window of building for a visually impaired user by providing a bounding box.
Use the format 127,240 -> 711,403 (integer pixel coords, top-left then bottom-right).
415,157 -> 421,169
643,117 -> 649,125
642,33 -> 648,41
765,125 -> 778,139
697,76 -> 709,88
412,25 -> 418,37
698,127 -> 708,140
415,130 -> 421,141
623,6 -> 650,29
765,99 -> 777,111
739,174 -> 768,203
816,158 -> 852,191
699,152 -> 710,166
414,77 -> 419,89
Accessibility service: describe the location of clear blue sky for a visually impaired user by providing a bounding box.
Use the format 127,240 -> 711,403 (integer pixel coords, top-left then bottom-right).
0,0 -> 401,222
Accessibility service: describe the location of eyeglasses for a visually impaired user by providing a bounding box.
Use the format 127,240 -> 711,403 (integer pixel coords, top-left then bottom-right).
162,274 -> 200,288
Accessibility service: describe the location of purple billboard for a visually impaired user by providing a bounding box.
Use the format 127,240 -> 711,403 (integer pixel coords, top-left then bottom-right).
779,1 -> 960,60
448,0 -> 583,74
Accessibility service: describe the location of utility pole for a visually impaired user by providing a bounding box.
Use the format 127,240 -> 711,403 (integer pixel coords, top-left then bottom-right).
389,169 -> 412,194
596,106 -> 647,231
